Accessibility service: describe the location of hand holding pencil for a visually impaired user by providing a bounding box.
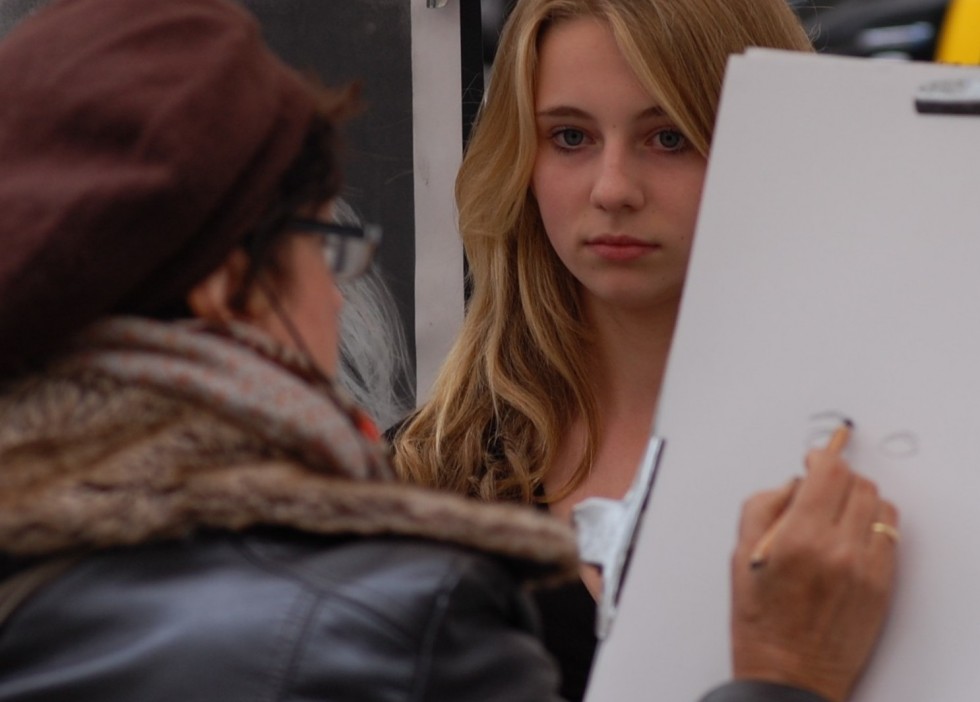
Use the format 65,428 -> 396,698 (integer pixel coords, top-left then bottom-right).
728,419 -> 900,702
748,418 -> 854,568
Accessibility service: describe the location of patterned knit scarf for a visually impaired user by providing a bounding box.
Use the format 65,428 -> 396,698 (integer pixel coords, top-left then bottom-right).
60,316 -> 389,480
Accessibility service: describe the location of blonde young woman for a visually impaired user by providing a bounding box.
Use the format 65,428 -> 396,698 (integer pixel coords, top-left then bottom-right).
392,1 -> 899,701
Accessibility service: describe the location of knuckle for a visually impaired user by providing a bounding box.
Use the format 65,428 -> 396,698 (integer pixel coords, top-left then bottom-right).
741,490 -> 769,511
879,499 -> 900,524
855,475 -> 878,496
803,448 -> 826,470
825,541 -> 861,575
806,449 -> 850,481
853,477 -> 880,505
826,457 -> 851,481
774,528 -> 821,566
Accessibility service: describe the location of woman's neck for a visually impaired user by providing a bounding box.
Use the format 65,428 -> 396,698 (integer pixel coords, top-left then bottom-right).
585,295 -> 680,417
544,296 -> 680,514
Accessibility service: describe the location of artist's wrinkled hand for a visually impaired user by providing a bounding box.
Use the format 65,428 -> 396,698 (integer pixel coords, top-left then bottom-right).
729,449 -> 899,702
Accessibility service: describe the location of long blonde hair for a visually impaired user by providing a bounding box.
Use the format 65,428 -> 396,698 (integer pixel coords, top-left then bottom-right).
393,0 -> 812,502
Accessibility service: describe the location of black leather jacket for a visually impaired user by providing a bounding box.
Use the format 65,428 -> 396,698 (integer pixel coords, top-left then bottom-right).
0,531 -> 565,701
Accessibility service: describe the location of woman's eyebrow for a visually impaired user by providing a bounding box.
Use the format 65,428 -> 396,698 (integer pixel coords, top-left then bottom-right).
535,105 -> 668,119
536,106 -> 592,119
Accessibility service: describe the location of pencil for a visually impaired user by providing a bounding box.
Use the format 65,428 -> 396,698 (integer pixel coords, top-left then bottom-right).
825,417 -> 853,454
748,418 -> 853,569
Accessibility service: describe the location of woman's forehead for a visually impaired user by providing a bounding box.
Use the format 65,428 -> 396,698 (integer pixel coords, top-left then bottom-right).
533,17 -> 661,115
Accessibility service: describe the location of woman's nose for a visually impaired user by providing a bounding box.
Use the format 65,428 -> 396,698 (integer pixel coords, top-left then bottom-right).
589,146 -> 645,212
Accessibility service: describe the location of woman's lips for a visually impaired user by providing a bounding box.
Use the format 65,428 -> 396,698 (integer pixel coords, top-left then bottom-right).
586,235 -> 661,261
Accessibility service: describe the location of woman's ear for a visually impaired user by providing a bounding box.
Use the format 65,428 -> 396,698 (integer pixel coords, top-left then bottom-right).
186,249 -> 269,323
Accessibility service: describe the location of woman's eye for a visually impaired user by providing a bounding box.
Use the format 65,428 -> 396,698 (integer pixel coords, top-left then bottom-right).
553,128 -> 587,149
654,129 -> 686,151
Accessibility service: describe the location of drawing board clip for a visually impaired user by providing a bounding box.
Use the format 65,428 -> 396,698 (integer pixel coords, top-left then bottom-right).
572,435 -> 664,639
914,77 -> 980,115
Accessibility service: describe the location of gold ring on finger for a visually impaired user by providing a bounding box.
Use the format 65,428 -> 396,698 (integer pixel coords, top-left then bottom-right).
871,521 -> 900,544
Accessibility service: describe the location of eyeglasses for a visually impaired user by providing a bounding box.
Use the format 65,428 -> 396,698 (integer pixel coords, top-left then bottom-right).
287,217 -> 382,282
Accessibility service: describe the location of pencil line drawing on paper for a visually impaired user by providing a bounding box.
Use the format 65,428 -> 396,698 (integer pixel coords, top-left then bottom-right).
805,411 -> 919,460
878,431 -> 918,459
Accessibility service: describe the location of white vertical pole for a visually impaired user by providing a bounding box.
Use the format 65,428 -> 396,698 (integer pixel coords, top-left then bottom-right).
410,0 -> 465,402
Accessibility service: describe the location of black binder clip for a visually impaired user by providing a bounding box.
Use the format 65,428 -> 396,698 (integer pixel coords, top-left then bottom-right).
914,77 -> 980,115
572,435 -> 664,639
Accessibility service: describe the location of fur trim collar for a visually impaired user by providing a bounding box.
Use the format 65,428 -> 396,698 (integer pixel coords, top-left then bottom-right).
0,318 -> 578,584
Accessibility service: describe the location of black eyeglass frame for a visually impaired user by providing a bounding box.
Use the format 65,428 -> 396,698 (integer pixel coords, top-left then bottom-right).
287,217 -> 382,282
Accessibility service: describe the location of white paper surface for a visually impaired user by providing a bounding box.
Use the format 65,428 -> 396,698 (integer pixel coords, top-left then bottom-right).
586,50 -> 980,701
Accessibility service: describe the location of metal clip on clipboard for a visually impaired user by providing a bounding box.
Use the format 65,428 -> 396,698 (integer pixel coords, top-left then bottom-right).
572,435 -> 664,639
914,77 -> 980,115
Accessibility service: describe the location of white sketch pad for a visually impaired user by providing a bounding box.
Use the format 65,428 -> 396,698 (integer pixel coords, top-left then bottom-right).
586,50 -> 980,701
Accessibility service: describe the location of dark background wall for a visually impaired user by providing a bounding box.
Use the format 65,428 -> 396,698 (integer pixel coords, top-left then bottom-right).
238,1 -> 416,377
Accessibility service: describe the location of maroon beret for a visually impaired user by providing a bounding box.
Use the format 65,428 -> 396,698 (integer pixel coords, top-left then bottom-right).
0,0 -> 318,372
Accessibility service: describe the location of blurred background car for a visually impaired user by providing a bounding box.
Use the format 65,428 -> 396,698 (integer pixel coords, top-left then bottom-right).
797,0 -> 970,61
482,0 -> 980,66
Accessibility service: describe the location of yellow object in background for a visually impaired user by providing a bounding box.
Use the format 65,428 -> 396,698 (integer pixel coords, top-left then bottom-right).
935,0 -> 980,64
